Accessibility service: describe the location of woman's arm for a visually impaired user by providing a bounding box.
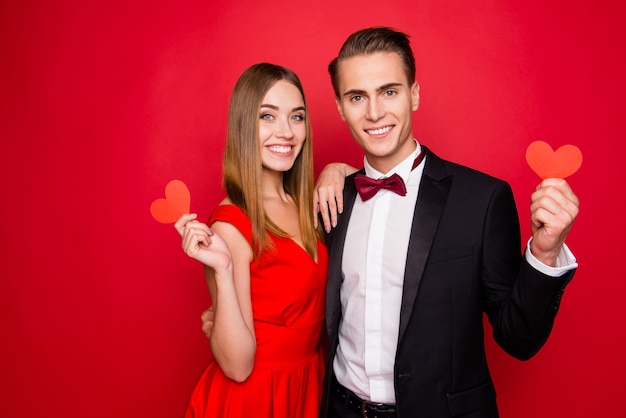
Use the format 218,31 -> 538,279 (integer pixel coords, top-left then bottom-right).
176,214 -> 256,382
314,162 -> 358,232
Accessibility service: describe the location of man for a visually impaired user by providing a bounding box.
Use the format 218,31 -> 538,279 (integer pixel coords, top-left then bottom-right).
314,27 -> 579,418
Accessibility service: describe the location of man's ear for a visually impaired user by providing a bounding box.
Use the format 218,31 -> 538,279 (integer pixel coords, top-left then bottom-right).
411,82 -> 420,111
335,97 -> 346,121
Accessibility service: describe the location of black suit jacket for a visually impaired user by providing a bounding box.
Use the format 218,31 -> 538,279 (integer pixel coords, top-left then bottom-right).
321,147 -> 574,417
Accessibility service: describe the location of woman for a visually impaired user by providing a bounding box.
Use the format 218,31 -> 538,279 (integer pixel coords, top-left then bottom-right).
175,63 -> 327,418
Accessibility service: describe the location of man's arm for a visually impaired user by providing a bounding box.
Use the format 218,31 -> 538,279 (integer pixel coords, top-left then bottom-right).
485,179 -> 579,360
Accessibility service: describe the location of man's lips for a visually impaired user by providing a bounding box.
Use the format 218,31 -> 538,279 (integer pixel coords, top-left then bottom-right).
365,125 -> 393,136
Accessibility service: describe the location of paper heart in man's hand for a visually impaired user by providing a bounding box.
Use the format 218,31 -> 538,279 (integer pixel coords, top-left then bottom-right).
151,180 -> 191,223
525,141 -> 583,179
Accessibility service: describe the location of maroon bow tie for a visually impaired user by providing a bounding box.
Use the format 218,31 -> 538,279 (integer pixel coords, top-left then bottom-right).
354,173 -> 407,201
354,147 -> 424,202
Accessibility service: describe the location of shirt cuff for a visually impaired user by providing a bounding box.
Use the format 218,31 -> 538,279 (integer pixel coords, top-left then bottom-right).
525,238 -> 578,277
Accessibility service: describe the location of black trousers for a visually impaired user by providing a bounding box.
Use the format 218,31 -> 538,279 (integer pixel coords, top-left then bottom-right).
328,387 -> 362,418
327,379 -> 397,418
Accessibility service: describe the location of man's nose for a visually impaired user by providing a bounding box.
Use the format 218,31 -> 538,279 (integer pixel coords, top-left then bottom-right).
366,97 -> 384,121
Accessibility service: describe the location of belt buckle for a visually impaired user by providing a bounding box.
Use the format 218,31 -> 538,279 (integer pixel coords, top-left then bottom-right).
360,400 -> 385,418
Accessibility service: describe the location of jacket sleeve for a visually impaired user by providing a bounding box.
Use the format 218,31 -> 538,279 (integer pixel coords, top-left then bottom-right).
481,182 -> 575,360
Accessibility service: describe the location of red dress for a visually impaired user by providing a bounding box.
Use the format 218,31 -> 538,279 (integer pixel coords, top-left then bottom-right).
184,205 -> 328,418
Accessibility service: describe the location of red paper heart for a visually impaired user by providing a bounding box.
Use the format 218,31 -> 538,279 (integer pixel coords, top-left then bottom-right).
525,141 -> 583,179
150,180 -> 191,224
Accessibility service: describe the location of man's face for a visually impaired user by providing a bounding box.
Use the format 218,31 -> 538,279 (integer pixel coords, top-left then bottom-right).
335,51 -> 419,173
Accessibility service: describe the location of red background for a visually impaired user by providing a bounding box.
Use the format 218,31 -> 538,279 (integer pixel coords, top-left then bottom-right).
1,1 -> 625,417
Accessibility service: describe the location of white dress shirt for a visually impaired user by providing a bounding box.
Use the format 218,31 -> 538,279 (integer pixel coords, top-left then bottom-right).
333,140 -> 577,404
334,141 -> 423,403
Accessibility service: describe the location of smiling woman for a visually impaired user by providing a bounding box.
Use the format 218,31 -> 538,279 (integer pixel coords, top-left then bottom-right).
173,63 -> 327,418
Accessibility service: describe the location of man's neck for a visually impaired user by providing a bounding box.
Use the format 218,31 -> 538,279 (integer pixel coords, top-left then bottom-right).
365,139 -> 418,175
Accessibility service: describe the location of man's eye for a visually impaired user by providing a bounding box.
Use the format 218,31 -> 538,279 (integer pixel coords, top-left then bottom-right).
351,95 -> 363,102
384,90 -> 396,97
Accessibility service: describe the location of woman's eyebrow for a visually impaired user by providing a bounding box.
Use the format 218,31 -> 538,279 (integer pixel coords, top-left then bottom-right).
260,104 -> 306,112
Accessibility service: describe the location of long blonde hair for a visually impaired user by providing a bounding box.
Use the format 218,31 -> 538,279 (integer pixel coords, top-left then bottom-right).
222,63 -> 321,259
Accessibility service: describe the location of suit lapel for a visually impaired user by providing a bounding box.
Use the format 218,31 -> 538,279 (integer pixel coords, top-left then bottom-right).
398,148 -> 452,344
325,170 -> 360,343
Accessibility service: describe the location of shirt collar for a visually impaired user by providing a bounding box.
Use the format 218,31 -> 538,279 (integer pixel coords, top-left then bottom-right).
363,139 -> 421,183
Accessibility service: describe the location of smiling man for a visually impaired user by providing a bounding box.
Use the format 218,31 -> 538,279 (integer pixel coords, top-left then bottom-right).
317,27 -> 580,418
333,51 -> 419,174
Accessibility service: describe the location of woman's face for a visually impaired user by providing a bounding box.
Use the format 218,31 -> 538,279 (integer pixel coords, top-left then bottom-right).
258,80 -> 307,173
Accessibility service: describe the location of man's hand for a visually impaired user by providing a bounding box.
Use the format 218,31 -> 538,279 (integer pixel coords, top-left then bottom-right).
313,163 -> 357,232
530,178 -> 580,266
201,306 -> 215,339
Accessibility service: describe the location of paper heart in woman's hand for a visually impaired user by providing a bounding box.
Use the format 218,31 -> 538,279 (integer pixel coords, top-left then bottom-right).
525,141 -> 583,179
150,180 -> 191,223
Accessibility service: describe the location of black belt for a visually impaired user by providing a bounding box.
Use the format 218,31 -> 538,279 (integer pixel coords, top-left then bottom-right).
331,378 -> 397,418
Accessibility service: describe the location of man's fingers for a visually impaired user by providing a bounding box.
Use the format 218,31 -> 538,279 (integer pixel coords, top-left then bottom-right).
201,307 -> 214,338
531,179 -> 579,225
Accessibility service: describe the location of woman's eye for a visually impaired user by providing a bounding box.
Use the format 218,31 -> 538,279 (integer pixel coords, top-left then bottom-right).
292,114 -> 305,121
260,113 -> 274,121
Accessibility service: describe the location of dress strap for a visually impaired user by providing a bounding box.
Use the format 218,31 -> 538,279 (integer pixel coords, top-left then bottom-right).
207,205 -> 253,247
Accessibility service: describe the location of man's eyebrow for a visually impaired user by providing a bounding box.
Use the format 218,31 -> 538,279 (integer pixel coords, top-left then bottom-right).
342,89 -> 367,98
342,83 -> 404,98
378,82 -> 403,92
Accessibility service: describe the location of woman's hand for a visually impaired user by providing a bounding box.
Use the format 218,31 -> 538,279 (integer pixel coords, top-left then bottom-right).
174,214 -> 232,272
313,163 -> 357,232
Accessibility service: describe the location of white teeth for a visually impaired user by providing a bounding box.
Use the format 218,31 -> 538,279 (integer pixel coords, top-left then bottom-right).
367,126 -> 392,135
268,145 -> 292,154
